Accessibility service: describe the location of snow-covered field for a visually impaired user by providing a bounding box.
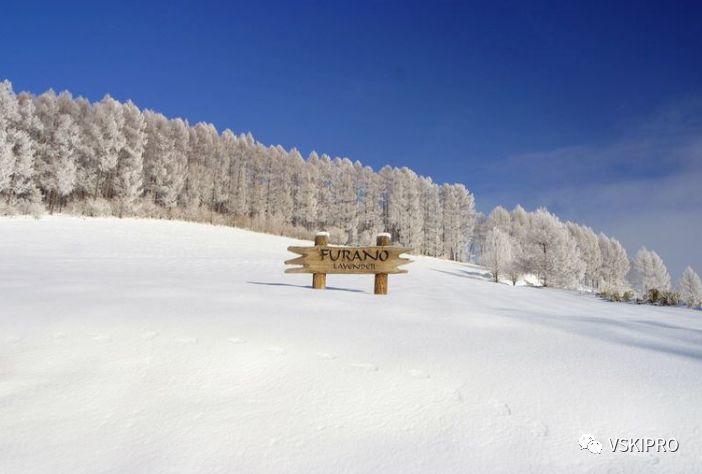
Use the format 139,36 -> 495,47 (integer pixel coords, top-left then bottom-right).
1,216 -> 701,473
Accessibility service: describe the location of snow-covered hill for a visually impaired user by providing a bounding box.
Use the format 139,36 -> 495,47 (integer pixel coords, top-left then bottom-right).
1,216 -> 700,473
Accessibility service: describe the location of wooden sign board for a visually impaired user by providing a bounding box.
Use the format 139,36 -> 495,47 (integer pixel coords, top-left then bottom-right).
284,232 -> 412,294
285,246 -> 412,274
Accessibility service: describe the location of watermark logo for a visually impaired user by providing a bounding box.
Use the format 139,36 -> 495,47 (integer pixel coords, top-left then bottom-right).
579,434 -> 679,454
579,433 -> 603,454
609,438 -> 679,453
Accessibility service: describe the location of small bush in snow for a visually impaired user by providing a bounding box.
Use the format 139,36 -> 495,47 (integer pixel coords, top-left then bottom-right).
658,290 -> 680,307
81,198 -> 114,217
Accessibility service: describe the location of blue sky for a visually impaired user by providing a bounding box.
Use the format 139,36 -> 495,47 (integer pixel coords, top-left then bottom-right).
2,0 -> 701,275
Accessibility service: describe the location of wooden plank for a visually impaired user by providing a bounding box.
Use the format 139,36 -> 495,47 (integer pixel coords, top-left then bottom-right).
284,244 -> 413,275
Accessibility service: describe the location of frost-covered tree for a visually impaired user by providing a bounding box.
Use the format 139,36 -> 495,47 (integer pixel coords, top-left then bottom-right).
596,234 -> 630,291
228,133 -> 250,221
358,165 -> 381,243
506,239 -> 523,286
0,80 -> 20,129
420,177 -> 442,256
9,130 -> 37,199
398,167 -> 423,250
441,184 -> 475,261
632,247 -> 671,295
481,227 -> 513,283
0,128 -> 14,194
4,79 -> 640,273
88,95 -> 126,198
143,112 -> 187,209
114,101 -> 146,215
48,115 -> 80,211
521,208 -> 585,288
567,222 -> 602,289
677,267 -> 702,308
487,206 -> 511,233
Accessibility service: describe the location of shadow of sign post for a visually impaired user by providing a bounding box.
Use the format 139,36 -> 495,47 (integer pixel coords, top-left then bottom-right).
285,232 -> 412,295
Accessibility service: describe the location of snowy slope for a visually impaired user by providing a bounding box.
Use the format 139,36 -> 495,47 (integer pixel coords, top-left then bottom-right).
1,216 -> 701,473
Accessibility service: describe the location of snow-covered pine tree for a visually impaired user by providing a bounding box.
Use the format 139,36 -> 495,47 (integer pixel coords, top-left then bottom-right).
678,266 -> 702,308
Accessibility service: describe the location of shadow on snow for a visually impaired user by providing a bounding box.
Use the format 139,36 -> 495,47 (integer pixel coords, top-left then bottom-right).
246,281 -> 365,293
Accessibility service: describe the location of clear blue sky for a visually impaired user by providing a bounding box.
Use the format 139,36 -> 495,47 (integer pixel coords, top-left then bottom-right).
2,0 -> 702,275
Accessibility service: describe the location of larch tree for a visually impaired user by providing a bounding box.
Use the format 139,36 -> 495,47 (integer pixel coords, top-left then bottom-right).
50,114 -> 80,211
0,80 -> 19,197
678,266 -> 702,308
481,227 -> 513,283
522,208 -> 585,288
632,247 -> 671,295
114,101 -> 146,215
399,167 -> 423,250
596,234 -> 630,291
567,222 -> 602,289
0,128 -> 14,195
228,134 -> 250,222
9,129 -> 37,201
357,165 -> 381,244
89,95 -> 126,199
420,177 -> 442,257
487,205 -> 511,233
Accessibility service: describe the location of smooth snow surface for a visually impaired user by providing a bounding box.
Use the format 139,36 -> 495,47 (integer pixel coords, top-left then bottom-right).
1,216 -> 701,473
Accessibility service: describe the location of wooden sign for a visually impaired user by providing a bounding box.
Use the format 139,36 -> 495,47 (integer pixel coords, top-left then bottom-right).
285,232 -> 412,294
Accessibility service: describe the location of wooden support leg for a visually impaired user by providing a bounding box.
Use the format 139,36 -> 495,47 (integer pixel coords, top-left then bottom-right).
313,232 -> 328,289
374,233 -> 390,295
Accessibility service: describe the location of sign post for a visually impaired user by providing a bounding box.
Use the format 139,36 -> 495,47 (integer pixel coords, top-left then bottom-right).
374,233 -> 391,295
312,231 -> 328,290
285,232 -> 412,295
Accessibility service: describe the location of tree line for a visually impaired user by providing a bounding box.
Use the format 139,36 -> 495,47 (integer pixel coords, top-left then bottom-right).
0,80 -> 475,260
476,206 -> 702,308
0,80 -> 700,308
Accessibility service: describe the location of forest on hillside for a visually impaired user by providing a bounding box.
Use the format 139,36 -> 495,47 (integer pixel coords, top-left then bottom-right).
0,80 -> 700,305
